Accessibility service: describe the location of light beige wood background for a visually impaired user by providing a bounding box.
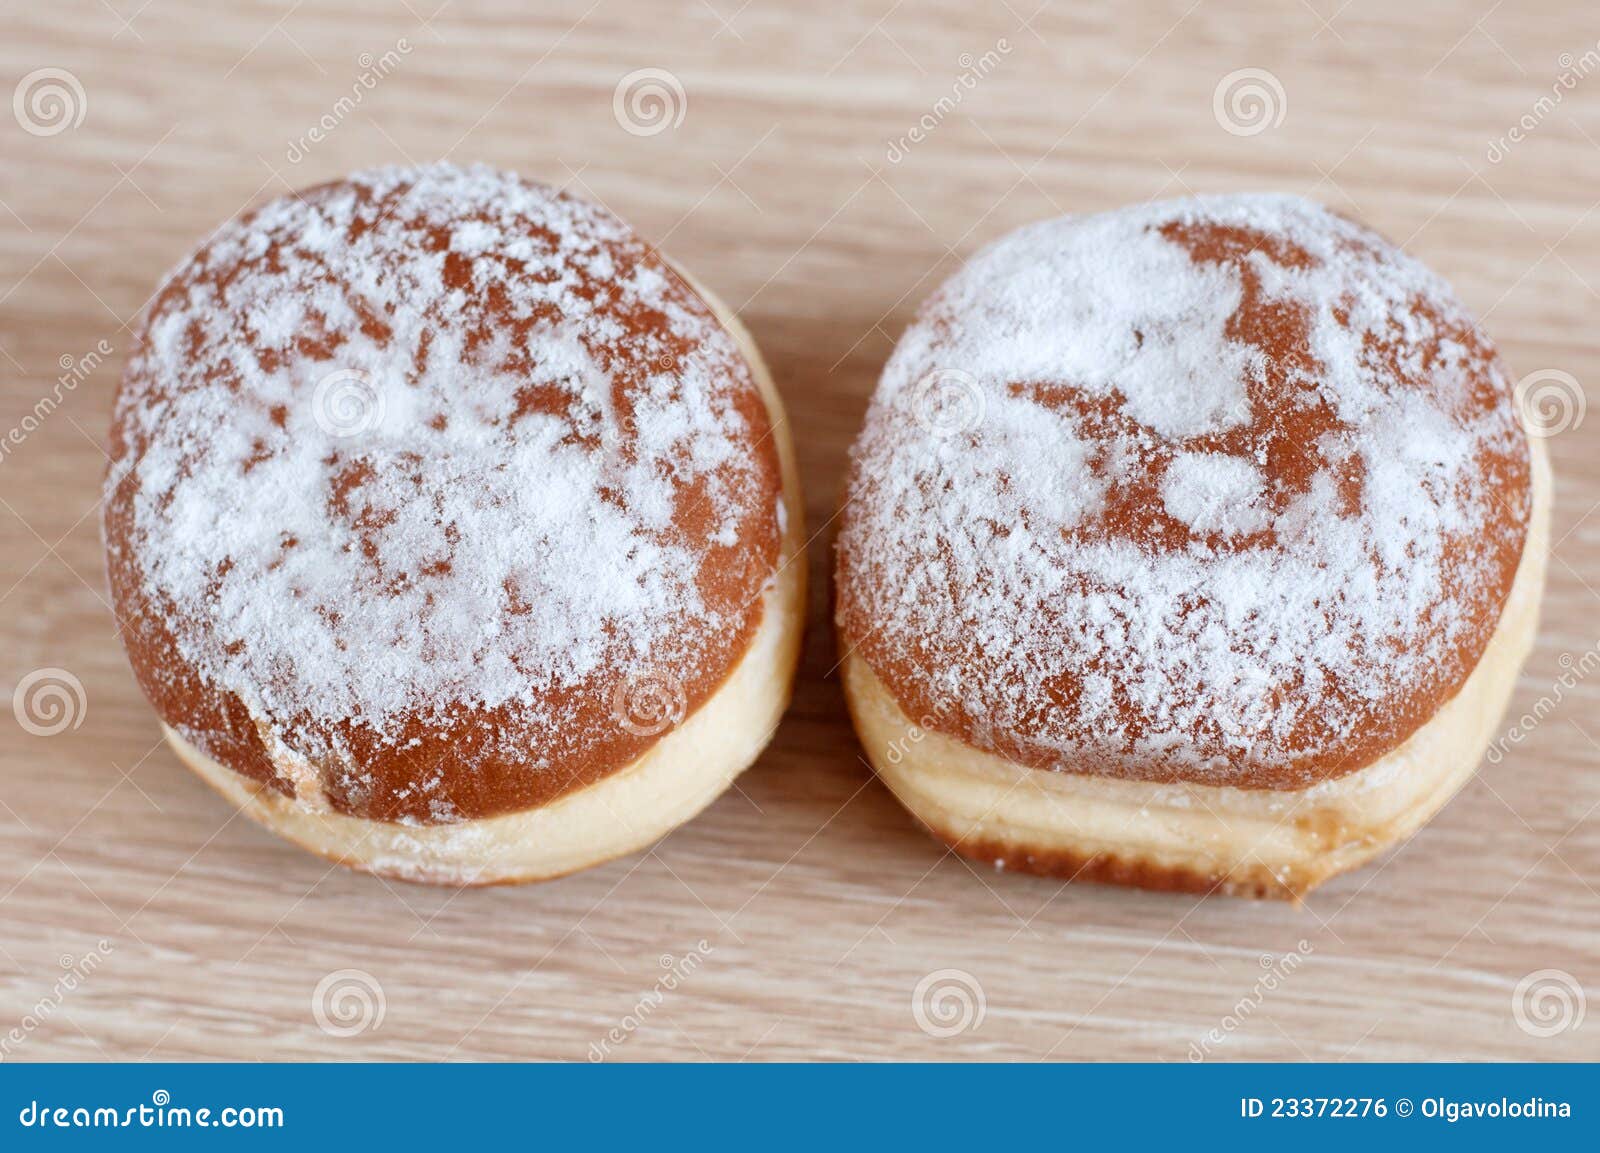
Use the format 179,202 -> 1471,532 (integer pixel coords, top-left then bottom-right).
2,0 -> 1597,1062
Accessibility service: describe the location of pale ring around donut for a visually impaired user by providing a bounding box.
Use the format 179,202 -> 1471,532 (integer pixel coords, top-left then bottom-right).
166,280 -> 806,886
843,438 -> 1550,900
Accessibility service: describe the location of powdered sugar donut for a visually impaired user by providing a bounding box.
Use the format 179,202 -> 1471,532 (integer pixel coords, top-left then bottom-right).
836,194 -> 1548,898
105,163 -> 805,884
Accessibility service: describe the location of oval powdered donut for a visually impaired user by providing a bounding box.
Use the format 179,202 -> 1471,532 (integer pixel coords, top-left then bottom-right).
838,194 -> 1533,792
106,164 -> 800,867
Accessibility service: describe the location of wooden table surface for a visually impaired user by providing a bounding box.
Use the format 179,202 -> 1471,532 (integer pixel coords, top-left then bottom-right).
2,0 -> 1597,1062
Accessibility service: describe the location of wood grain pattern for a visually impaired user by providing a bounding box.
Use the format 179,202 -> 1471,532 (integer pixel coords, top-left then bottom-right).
2,0 -> 1597,1061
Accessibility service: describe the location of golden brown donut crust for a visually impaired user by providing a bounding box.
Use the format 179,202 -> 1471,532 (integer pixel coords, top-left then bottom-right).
836,195 -> 1532,790
106,164 -> 784,824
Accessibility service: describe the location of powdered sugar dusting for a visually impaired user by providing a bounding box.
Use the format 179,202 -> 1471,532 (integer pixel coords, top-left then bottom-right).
838,194 -> 1530,785
1162,452 -> 1270,536
107,163 -> 779,810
